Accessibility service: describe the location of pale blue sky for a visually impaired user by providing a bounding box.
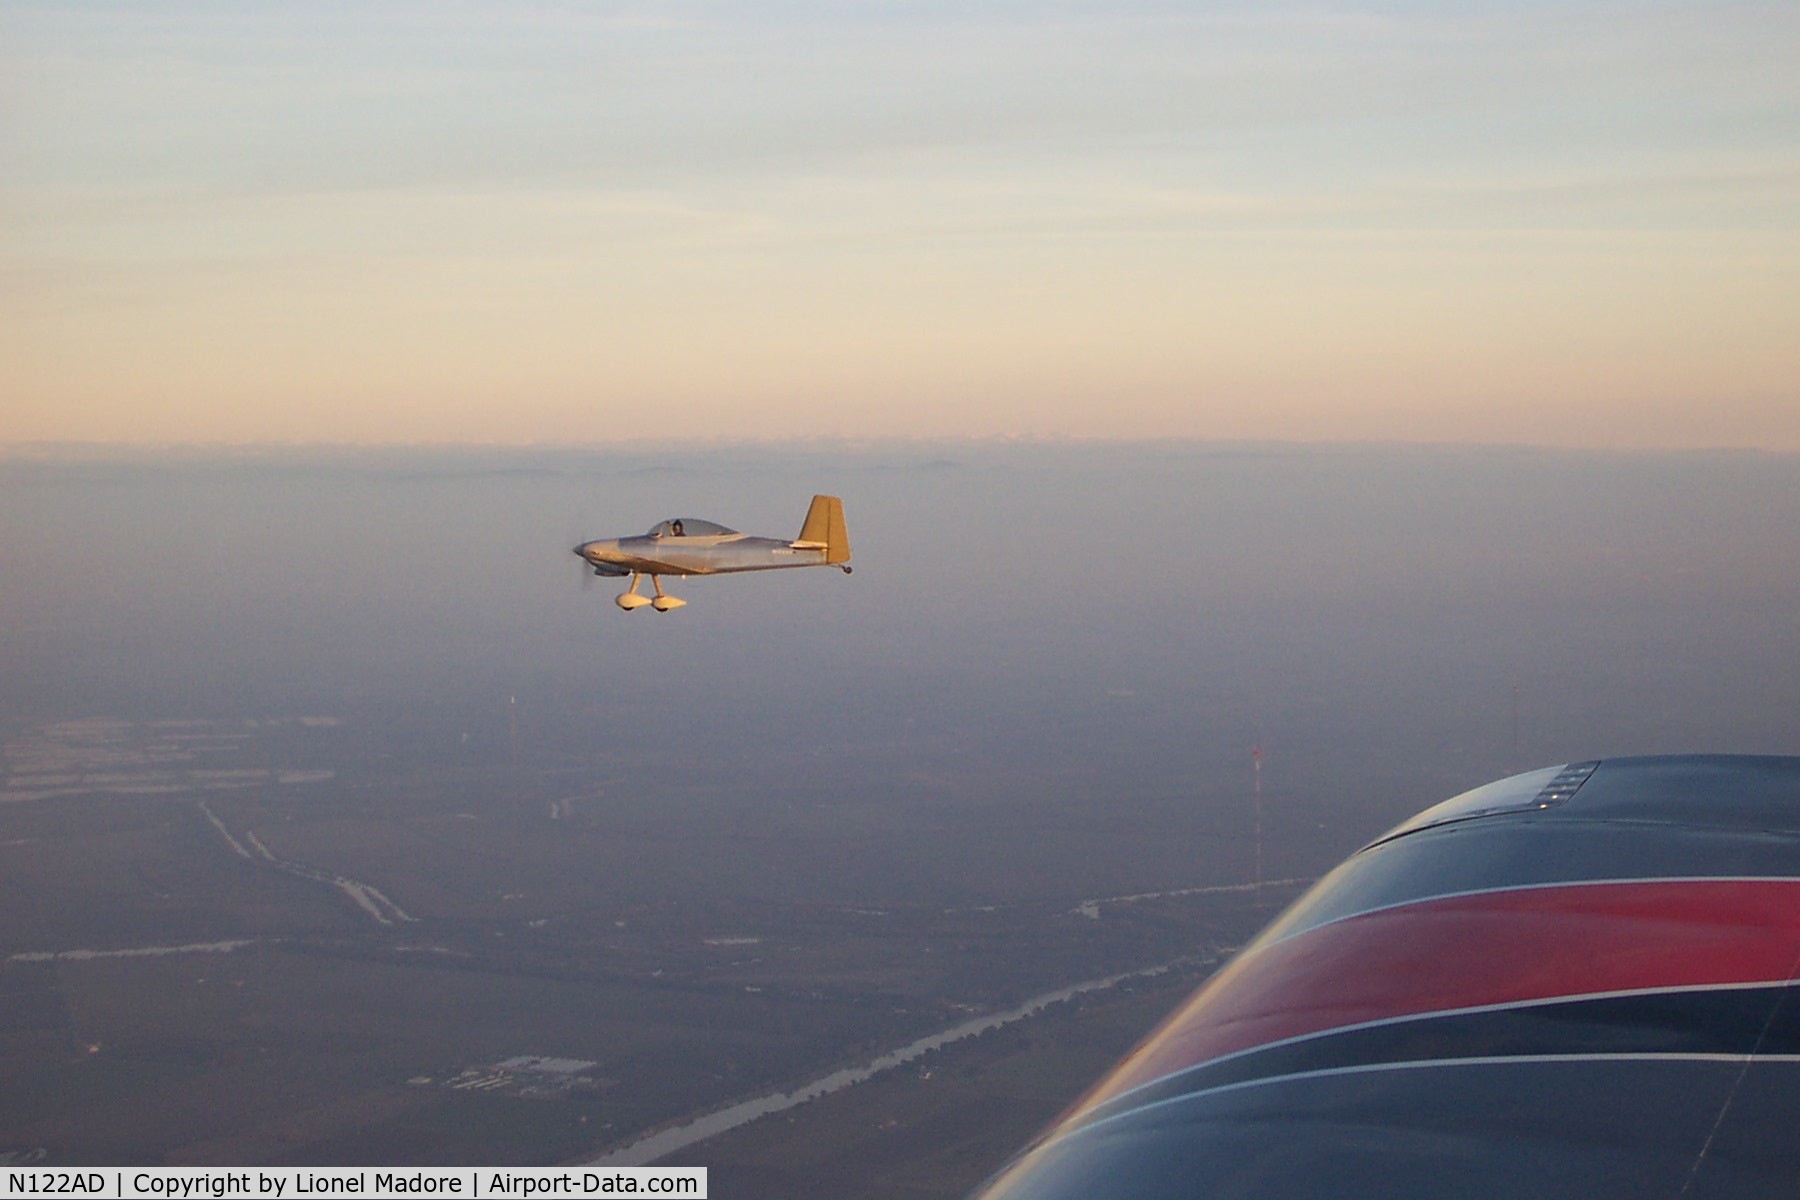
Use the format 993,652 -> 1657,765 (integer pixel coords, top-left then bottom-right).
4,2 -> 1796,446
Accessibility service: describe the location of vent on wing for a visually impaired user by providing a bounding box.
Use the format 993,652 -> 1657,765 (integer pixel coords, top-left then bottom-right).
1532,761 -> 1600,808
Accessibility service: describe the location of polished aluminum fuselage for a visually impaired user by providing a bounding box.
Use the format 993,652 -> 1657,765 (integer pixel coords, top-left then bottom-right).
576,532 -> 829,577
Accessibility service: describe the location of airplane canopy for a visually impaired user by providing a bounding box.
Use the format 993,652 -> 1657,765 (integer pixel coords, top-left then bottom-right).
647,518 -> 736,537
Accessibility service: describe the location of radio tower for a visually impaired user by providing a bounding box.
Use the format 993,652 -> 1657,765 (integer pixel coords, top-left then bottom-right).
509,695 -> 520,800
1511,683 -> 1520,772
1252,745 -> 1264,909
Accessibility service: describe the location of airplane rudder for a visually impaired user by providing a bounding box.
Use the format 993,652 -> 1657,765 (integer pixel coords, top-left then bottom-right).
826,495 -> 849,564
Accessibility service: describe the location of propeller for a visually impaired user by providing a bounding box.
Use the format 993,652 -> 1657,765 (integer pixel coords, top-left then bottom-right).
568,513 -> 595,592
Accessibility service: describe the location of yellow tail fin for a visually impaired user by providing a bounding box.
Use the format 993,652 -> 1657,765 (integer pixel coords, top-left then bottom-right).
795,495 -> 850,564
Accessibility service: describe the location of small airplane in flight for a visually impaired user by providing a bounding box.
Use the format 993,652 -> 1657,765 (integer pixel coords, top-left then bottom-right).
573,494 -> 852,611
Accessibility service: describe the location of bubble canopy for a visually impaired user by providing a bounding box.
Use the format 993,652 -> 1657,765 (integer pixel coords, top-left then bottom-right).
646,518 -> 736,537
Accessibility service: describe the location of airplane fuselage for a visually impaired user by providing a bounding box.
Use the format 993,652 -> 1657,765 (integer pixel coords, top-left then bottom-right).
576,532 -> 833,577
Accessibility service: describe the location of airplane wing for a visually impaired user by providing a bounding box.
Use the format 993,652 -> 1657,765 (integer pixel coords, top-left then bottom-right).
970,755 -> 1800,1199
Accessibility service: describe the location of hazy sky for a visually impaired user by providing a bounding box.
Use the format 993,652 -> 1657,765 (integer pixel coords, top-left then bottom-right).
7,442 -> 1800,882
4,2 -> 1796,448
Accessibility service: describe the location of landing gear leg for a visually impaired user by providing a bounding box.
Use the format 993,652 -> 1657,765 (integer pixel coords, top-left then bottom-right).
650,576 -> 686,612
616,574 -> 653,611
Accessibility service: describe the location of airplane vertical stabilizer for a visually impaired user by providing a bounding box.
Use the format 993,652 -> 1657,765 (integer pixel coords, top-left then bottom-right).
796,495 -> 850,564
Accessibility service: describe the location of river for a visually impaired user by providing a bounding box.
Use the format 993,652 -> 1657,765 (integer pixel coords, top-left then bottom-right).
585,958 -> 1212,1167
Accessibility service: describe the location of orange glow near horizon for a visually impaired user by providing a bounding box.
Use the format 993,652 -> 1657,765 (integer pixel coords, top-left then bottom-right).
4,5 -> 1796,451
